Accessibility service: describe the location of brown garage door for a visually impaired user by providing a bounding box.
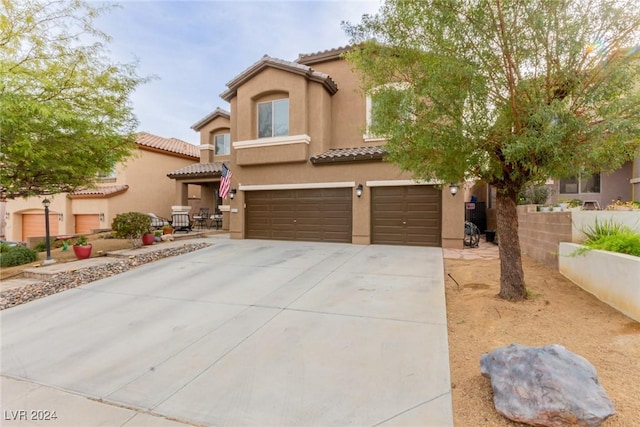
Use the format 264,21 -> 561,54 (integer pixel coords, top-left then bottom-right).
371,185 -> 441,247
22,213 -> 59,241
246,188 -> 352,243
75,214 -> 100,235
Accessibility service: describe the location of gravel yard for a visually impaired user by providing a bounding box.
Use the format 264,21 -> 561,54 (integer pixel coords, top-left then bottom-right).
0,242 -> 210,310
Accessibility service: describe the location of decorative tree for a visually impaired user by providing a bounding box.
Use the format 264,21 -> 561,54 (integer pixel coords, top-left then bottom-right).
344,0 -> 640,300
0,0 -> 149,200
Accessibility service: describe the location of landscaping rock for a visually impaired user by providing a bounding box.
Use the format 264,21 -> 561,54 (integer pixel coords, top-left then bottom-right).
0,242 -> 210,310
480,343 -> 614,427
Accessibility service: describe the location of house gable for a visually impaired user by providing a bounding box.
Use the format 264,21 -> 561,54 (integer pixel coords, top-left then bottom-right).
191,109 -> 232,163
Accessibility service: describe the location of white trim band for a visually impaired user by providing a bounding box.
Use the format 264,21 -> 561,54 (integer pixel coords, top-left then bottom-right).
199,144 -> 215,150
233,134 -> 311,149
630,177 -> 640,184
239,181 -> 356,191
366,179 -> 440,187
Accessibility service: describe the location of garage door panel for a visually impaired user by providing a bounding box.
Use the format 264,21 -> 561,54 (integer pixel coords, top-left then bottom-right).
245,188 -> 351,242
371,186 -> 441,247
75,214 -> 100,235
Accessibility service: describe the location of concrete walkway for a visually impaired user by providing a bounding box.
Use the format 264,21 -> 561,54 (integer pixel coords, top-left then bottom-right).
1,237 -> 453,426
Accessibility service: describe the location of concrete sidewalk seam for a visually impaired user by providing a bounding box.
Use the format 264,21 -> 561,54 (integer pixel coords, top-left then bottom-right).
277,306 -> 447,326
103,304 -> 264,399
146,307 -> 285,412
370,390 -> 452,427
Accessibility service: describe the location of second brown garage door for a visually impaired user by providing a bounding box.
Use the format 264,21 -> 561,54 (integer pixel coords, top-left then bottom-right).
245,188 -> 352,243
371,185 -> 441,247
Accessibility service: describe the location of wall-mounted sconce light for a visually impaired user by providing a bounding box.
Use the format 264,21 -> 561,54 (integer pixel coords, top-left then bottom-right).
99,213 -> 105,222
356,184 -> 363,198
58,213 -> 63,221
449,183 -> 459,196
229,189 -> 237,200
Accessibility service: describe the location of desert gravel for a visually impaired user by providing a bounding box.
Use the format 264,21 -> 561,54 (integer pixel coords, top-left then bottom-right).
0,243 -> 210,310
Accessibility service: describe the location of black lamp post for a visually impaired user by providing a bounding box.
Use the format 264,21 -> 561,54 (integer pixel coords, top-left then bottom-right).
42,198 -> 54,264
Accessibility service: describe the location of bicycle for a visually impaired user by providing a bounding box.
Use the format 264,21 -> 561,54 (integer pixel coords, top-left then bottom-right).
464,221 -> 480,248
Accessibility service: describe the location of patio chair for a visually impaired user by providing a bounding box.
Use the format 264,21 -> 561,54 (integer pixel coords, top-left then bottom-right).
192,208 -> 210,230
171,212 -> 192,233
148,213 -> 170,230
211,210 -> 223,230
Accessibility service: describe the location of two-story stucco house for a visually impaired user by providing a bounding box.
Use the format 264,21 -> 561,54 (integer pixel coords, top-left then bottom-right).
5,132 -> 199,243
179,46 -> 465,248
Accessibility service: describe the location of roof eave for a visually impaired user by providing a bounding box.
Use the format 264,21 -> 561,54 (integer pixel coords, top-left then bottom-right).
310,154 -> 385,165
166,171 -> 222,179
68,187 -> 129,199
137,144 -> 199,160
191,108 -> 231,131
221,58 -> 338,102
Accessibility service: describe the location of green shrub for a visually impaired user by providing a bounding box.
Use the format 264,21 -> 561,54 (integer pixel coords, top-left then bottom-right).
574,219 -> 640,257
519,184 -> 552,205
111,212 -> 152,248
585,232 -> 640,256
0,242 -> 11,253
74,235 -> 89,246
0,245 -> 38,267
580,218 -> 629,241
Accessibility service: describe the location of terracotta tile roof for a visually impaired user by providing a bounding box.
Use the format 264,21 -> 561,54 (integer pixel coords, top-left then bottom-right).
166,162 -> 227,179
68,185 -> 129,199
221,55 -> 338,102
191,107 -> 230,131
309,146 -> 387,165
136,132 -> 199,159
296,45 -> 354,66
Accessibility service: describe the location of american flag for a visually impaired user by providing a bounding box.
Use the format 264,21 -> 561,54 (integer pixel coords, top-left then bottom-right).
219,164 -> 232,199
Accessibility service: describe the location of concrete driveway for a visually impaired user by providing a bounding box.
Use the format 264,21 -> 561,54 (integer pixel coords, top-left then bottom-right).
1,237 -> 452,426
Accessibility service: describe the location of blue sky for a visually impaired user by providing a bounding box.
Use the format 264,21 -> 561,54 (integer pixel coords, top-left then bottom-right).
96,0 -> 381,145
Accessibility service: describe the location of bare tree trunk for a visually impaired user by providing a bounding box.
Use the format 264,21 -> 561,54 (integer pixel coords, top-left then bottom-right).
496,190 -> 527,300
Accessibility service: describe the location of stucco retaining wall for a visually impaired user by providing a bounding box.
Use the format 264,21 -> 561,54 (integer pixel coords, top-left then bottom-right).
558,242 -> 640,322
571,210 -> 640,243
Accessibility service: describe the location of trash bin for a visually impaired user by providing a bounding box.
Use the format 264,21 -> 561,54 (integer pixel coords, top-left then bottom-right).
485,230 -> 496,243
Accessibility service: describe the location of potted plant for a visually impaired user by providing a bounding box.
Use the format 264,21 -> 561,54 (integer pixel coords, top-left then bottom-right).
111,212 -> 153,248
141,231 -> 155,246
73,235 -> 92,259
162,224 -> 174,235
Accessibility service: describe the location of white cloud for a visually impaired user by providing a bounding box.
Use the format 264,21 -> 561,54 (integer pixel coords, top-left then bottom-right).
96,0 -> 381,145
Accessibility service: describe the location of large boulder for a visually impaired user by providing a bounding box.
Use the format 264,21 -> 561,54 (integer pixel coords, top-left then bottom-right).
480,344 -> 614,427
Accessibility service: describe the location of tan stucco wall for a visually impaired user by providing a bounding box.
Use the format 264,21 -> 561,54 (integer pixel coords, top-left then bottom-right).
226,160 -> 464,248
236,143 -> 309,166
310,59 -> 367,149
216,55 -> 465,247
235,68 -> 308,142
4,147 -> 197,241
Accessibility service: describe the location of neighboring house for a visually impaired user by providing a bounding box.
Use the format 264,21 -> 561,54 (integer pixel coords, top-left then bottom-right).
180,46 -> 465,248
5,132 -> 199,243
547,162 -> 636,208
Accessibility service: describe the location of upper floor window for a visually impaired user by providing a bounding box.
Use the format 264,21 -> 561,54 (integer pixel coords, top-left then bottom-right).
365,82 -> 411,142
214,133 -> 230,155
559,173 -> 600,194
258,98 -> 289,138
97,166 -> 116,180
